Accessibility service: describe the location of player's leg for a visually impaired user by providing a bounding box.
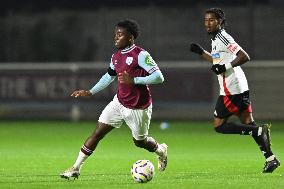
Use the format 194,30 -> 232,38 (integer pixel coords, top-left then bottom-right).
238,110 -> 273,158
213,94 -> 260,135
132,137 -> 168,172
214,116 -> 260,135
132,136 -> 158,152
60,96 -> 123,179
239,110 -> 280,173
60,122 -> 114,179
73,122 -> 115,169
124,105 -> 168,172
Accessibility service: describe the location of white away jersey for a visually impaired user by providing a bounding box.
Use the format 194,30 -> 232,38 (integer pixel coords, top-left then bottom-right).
211,29 -> 249,95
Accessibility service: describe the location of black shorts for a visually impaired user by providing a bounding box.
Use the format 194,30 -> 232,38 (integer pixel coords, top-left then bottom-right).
214,90 -> 252,119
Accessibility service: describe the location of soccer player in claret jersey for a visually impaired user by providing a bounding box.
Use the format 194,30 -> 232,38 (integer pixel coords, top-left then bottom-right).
190,8 -> 280,173
60,19 -> 168,179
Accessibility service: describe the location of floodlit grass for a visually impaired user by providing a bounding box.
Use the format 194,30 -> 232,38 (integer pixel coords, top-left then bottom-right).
0,121 -> 283,189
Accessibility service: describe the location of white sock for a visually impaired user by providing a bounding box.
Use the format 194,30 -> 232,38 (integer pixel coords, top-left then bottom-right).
73,151 -> 89,170
155,144 -> 164,156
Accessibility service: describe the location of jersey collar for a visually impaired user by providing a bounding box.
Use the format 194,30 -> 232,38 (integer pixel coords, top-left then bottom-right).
121,44 -> 136,54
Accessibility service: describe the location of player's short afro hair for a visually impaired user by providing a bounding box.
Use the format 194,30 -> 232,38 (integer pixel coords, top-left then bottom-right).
205,8 -> 226,27
116,19 -> 140,39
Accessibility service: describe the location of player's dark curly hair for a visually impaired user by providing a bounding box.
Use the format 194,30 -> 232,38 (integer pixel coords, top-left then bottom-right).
116,19 -> 140,39
205,8 -> 226,28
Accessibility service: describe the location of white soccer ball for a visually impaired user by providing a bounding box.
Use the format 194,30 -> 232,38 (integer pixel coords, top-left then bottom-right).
131,160 -> 154,183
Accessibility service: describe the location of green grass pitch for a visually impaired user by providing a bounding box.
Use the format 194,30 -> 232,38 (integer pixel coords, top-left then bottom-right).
0,121 -> 283,189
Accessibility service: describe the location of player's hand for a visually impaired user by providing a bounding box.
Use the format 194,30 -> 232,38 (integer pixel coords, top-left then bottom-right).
211,64 -> 226,75
118,71 -> 134,85
190,43 -> 204,55
71,90 -> 92,97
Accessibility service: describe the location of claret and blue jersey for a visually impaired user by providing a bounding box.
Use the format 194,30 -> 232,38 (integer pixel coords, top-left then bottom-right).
110,45 -> 160,109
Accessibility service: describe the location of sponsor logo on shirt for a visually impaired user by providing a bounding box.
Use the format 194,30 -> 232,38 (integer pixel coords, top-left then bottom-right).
126,57 -> 133,65
212,53 -> 221,63
145,55 -> 155,66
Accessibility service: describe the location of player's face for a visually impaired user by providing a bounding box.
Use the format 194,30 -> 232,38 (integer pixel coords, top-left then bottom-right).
114,27 -> 133,49
204,13 -> 221,34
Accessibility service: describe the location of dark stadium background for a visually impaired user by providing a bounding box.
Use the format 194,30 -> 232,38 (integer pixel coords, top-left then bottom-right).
0,1 -> 284,189
0,0 -> 283,121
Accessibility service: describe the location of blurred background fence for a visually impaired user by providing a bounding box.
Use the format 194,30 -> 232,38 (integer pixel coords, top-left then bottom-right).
0,61 -> 283,121
0,0 -> 283,121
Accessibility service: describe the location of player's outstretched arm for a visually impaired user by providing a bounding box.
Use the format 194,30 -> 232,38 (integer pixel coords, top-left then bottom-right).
71,72 -> 116,98
89,72 -> 116,95
190,43 -> 213,63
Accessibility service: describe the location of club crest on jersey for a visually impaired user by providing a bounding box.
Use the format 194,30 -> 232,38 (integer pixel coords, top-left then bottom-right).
145,55 -> 155,66
126,57 -> 133,65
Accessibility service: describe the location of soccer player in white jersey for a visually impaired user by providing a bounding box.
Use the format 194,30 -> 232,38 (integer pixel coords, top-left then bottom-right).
60,19 -> 168,179
190,8 -> 280,173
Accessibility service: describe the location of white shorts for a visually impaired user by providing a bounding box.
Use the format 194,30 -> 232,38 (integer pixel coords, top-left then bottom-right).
98,95 -> 152,140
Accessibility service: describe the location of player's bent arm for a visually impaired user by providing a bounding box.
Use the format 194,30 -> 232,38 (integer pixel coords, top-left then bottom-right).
201,50 -> 213,63
89,72 -> 116,95
229,49 -> 250,68
134,70 -> 164,85
136,50 -> 164,85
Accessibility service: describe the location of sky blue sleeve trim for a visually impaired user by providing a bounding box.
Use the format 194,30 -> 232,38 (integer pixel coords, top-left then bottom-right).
89,73 -> 116,95
137,51 -> 159,73
133,70 -> 164,85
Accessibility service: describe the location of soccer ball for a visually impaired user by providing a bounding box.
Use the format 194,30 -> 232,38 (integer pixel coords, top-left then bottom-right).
131,160 -> 154,183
